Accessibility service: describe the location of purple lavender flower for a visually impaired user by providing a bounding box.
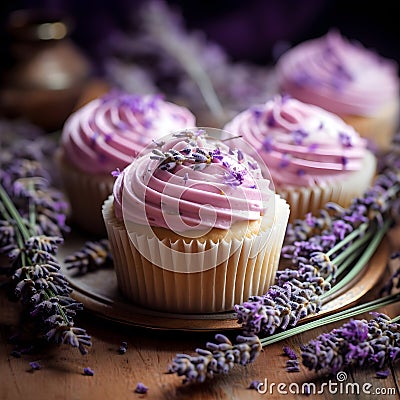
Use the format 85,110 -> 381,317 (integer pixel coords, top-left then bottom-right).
283,346 -> 297,360
134,382 -> 148,394
83,367 -> 95,376
29,361 -> 41,370
169,334 -> 261,383
301,313 -> 400,374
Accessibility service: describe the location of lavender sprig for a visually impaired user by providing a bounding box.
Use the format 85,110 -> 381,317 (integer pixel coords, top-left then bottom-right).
64,239 -> 112,275
235,252 -> 334,336
0,182 -> 91,355
301,313 -> 400,374
169,334 -> 261,384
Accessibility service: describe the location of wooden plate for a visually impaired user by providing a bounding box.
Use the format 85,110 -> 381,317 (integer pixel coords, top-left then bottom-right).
58,231 -> 389,332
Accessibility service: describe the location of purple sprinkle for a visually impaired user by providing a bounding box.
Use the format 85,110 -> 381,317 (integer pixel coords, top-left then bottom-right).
29,361 -> 41,370
292,129 -> 308,145
104,133 -> 113,143
83,367 -> 94,376
341,156 -> 348,168
262,137 -> 273,153
279,153 -> 290,168
308,142 -> 319,152
116,121 -> 129,131
339,132 -> 353,148
134,382 -> 148,394
90,132 -> 99,147
252,108 -> 263,119
376,369 -> 390,379
266,112 -> 275,127
111,168 -> 121,177
297,169 -> 306,176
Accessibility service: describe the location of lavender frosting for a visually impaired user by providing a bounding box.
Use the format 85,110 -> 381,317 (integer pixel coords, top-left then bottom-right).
61,92 -> 196,174
113,130 -> 272,231
223,96 -> 368,187
276,31 -> 399,116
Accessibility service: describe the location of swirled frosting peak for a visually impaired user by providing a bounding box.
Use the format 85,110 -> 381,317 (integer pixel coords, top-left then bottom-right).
61,92 -> 196,174
223,95 -> 368,187
113,129 -> 273,231
276,30 -> 399,116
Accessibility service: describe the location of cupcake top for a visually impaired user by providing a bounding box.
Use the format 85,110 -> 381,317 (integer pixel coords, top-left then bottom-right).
276,30 -> 399,116
61,92 -> 195,174
223,95 -> 368,187
113,129 -> 273,232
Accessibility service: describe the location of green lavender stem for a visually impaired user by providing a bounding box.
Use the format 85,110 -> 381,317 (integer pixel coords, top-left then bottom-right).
260,292 -> 400,347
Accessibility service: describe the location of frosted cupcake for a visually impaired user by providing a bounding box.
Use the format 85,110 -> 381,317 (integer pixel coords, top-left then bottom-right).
102,128 -> 289,313
224,95 -> 377,221
57,91 -> 195,235
276,30 -> 399,151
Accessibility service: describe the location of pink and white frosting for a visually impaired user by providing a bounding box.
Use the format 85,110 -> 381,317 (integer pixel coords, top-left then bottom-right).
223,95 -> 368,187
113,130 -> 272,231
61,92 -> 196,174
276,30 -> 399,116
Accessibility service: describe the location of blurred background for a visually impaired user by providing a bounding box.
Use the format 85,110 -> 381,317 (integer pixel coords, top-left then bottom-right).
0,0 -> 399,131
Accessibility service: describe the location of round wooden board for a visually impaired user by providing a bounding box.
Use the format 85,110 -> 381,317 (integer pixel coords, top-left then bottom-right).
58,231 -> 389,332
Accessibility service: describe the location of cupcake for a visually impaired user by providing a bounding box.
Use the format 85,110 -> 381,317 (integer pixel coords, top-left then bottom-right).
57,91 -> 195,235
275,30 -> 400,151
102,128 -> 290,313
223,95 -> 377,221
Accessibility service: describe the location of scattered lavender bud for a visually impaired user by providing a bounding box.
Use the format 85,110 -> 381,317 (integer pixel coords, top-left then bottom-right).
248,380 -> 261,390
283,346 -> 297,360
29,361 -> 41,370
375,369 -> 390,379
83,367 -> 95,376
134,382 -> 148,394
118,341 -> 128,354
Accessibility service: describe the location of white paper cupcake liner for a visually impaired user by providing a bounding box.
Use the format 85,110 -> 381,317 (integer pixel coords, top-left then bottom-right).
103,195 -> 289,314
56,150 -> 114,236
278,151 -> 377,221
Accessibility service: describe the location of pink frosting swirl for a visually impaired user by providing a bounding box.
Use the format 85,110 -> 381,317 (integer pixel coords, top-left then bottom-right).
276,31 -> 399,116
61,92 -> 196,174
113,130 -> 272,231
223,96 -> 368,187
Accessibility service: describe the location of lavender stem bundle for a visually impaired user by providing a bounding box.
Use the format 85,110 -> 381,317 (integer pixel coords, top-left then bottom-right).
0,135 -> 92,356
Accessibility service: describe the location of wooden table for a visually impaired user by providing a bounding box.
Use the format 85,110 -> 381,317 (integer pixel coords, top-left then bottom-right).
1,256 -> 400,400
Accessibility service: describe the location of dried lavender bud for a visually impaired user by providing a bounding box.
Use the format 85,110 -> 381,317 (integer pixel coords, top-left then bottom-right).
83,367 -> 94,376
285,359 -> 300,372
283,346 -> 297,360
169,334 -> 261,384
376,369 -> 390,379
134,382 -> 148,394
64,239 -> 112,275
248,380 -> 262,390
29,361 -> 41,370
118,341 -> 128,354
301,313 -> 400,374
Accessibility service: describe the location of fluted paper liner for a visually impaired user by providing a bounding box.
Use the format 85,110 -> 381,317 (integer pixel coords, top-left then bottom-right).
103,196 -> 290,314
278,151 -> 376,222
56,150 -> 114,236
